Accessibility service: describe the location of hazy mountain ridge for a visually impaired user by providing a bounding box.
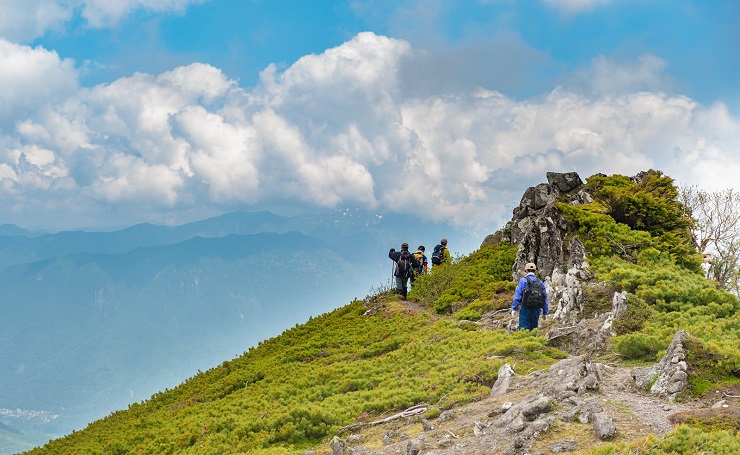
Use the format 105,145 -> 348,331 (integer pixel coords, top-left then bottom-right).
1,210 -> 473,454
0,209 -> 466,272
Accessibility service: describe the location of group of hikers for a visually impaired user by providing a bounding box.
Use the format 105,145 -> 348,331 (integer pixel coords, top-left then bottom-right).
388,238 -> 450,300
389,240 -> 549,331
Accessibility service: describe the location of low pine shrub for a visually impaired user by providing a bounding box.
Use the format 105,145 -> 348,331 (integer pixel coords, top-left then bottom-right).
611,332 -> 665,362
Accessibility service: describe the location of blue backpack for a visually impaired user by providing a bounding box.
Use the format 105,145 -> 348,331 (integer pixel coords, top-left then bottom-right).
431,244 -> 445,265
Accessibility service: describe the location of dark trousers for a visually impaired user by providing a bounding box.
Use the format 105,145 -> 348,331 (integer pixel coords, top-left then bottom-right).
395,275 -> 409,299
519,305 -> 541,330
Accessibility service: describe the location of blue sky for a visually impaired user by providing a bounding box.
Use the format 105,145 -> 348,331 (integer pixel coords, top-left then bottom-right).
1,0 -> 739,235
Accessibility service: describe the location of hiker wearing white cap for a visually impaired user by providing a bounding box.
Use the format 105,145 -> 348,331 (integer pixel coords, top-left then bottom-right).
511,262 -> 549,330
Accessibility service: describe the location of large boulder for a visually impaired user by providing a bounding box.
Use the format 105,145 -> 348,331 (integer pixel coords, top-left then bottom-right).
547,172 -> 583,193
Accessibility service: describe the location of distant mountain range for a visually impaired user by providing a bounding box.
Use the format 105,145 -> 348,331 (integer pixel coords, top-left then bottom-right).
0,210 -> 480,454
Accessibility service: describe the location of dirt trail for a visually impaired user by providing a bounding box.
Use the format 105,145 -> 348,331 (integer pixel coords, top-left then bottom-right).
596,365 -> 690,435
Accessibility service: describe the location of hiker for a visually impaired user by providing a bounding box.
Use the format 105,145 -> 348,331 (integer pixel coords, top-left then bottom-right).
511,262 -> 549,330
431,238 -> 451,268
410,245 -> 428,284
389,243 -> 420,299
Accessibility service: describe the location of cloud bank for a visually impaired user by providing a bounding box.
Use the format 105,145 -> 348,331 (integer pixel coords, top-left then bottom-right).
1,32 -> 738,230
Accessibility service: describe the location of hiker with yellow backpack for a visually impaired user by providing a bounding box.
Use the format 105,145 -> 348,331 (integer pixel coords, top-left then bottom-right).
410,245 -> 428,286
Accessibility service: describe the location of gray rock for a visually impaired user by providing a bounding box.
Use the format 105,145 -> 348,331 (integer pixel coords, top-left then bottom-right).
330,436 -> 346,455
493,404 -> 522,428
438,409 -> 456,422
508,415 -> 527,433
521,415 -> 556,440
507,175 -> 578,279
576,397 -> 604,423
670,370 -> 688,383
490,363 -> 516,396
345,434 -> 365,444
473,421 -> 486,437
592,412 -> 616,439
547,171 -> 584,193
632,365 -> 658,389
567,237 -> 587,269
520,396 -> 553,420
406,439 -> 423,455
649,330 -> 691,401
550,439 -> 578,453
541,356 -> 606,399
421,418 -> 434,431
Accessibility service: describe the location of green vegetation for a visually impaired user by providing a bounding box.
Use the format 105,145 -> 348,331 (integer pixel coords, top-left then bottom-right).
25,171 -> 740,454
409,241 -> 517,317
586,425 -> 740,454
561,172 -> 740,382
27,296 -> 565,454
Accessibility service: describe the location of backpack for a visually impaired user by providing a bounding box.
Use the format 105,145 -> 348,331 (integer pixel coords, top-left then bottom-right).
397,250 -> 412,277
413,251 -> 425,273
522,276 -> 546,309
431,244 -> 445,265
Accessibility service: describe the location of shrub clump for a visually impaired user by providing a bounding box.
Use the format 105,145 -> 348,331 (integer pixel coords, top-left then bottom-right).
611,332 -> 666,362
668,407 -> 740,433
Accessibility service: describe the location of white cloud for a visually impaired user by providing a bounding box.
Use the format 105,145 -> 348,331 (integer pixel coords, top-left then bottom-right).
569,54 -> 675,96
1,32 -> 738,231
0,0 -> 205,42
0,40 -> 78,124
542,0 -> 614,14
0,1 -> 73,42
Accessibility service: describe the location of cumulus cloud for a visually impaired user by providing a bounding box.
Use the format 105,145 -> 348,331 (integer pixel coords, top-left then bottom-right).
0,40 -> 78,125
0,32 -> 738,230
0,0 -> 205,42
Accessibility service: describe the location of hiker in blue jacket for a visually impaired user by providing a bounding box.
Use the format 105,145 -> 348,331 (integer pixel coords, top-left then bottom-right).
511,262 -> 549,330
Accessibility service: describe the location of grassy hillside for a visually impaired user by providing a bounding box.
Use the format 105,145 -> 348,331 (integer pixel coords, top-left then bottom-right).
23,171 -> 740,454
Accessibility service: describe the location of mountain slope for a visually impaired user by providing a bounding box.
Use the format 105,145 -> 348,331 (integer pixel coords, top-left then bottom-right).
18,171 -> 740,454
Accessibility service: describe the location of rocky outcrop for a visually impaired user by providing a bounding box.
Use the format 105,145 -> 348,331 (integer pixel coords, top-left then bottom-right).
506,172 -> 584,279
632,330 -> 691,402
540,356 -> 606,399
549,238 -> 592,325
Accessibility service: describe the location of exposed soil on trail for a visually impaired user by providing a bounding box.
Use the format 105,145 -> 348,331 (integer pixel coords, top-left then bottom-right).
398,299 -> 426,314
596,365 -> 691,435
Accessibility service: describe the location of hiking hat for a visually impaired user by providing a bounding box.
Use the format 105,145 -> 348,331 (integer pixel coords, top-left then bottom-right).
440,238 -> 448,245
525,262 -> 537,272
401,242 -> 409,250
